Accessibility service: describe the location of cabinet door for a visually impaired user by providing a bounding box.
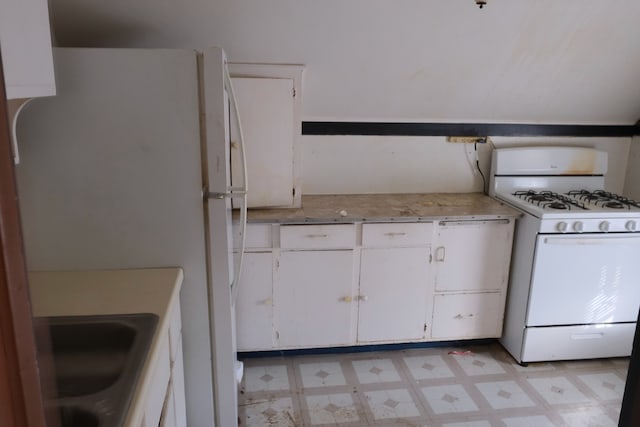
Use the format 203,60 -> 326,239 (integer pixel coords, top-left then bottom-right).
358,247 -> 431,343
235,252 -> 274,351
431,292 -> 504,339
274,250 -> 355,348
434,220 -> 513,292
230,77 -> 294,208
0,0 -> 55,98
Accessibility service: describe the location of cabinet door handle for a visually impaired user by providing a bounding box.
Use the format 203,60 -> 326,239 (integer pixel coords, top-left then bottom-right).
260,298 -> 273,306
435,246 -> 446,262
306,234 -> 329,238
454,313 -> 474,319
358,295 -> 369,302
341,296 -> 353,303
384,232 -> 407,237
571,333 -> 604,340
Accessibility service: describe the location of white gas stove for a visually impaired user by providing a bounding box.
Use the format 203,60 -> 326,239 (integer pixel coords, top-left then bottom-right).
490,146 -> 640,364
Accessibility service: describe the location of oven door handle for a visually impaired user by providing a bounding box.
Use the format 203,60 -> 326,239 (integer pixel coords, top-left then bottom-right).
543,236 -> 640,246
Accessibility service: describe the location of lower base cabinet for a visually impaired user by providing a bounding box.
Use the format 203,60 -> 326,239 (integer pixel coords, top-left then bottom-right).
274,250 -> 355,348
142,298 -> 186,427
430,220 -> 514,340
358,247 -> 431,343
431,292 -> 504,339
235,219 -> 514,351
235,252 -> 274,351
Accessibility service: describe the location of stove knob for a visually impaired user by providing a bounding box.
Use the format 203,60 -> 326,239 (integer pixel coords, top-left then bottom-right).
556,221 -> 568,232
599,221 -> 610,232
573,221 -> 584,232
626,220 -> 637,231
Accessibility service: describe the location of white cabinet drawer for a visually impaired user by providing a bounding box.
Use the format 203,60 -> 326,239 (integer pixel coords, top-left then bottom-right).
522,323 -> 635,362
362,223 -> 433,248
280,224 -> 355,249
233,223 -> 272,250
431,292 -> 504,339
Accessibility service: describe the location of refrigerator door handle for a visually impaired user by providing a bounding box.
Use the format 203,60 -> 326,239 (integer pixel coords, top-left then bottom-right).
205,189 -> 247,200
223,64 -> 249,304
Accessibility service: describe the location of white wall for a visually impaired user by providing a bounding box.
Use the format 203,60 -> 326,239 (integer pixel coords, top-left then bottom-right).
624,137 -> 640,199
303,136 -> 631,195
48,0 -> 640,196
49,0 -> 640,124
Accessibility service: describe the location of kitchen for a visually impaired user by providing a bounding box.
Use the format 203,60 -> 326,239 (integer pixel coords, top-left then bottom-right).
2,1 -> 640,427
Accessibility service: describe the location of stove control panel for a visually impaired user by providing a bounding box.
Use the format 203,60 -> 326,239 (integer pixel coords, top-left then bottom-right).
541,218 -> 640,234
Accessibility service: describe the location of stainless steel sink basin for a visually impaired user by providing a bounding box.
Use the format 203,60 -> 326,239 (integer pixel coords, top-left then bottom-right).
36,313 -> 158,427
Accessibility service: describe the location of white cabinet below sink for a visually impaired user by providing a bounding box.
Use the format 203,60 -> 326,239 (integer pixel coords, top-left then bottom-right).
155,299 -> 186,427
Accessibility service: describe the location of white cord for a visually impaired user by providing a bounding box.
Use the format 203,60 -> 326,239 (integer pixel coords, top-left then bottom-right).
10,98 -> 34,164
464,142 -> 479,176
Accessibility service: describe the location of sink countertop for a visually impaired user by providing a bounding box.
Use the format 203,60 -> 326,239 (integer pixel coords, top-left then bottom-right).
244,193 -> 521,223
29,267 -> 183,427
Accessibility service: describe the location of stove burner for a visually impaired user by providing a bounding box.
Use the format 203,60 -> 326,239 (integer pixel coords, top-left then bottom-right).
529,194 -> 554,202
545,202 -> 568,210
512,190 -> 586,210
604,201 -> 624,209
567,190 -> 640,210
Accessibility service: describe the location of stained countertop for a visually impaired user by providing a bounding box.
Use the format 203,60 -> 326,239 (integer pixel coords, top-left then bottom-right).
245,193 -> 521,223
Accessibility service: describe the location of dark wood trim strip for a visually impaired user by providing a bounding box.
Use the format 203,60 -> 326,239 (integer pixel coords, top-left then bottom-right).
0,55 -> 48,427
302,121 -> 639,137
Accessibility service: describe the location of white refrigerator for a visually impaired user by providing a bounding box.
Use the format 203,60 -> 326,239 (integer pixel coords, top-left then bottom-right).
15,47 -> 247,427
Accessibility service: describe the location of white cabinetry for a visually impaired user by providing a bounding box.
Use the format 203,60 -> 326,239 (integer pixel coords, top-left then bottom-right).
145,298 -> 186,427
431,219 -> 514,340
357,223 -> 432,343
234,224 -> 274,352
228,64 -> 303,208
0,0 -> 56,99
236,252 -> 274,351
274,225 -> 356,348
234,218 -> 515,351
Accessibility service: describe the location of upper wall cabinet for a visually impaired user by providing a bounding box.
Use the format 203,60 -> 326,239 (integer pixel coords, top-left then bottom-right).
0,0 -> 56,99
228,63 -> 303,208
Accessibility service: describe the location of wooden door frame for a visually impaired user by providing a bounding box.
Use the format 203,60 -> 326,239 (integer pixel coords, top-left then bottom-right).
0,54 -> 47,427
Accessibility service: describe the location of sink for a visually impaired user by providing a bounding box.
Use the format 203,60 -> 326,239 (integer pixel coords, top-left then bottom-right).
58,406 -> 100,427
36,313 -> 158,427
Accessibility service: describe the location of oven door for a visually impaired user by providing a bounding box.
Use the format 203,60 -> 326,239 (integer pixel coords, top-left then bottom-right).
526,233 -> 640,327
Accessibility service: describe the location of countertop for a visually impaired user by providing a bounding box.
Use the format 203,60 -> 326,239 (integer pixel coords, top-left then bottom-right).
245,193 -> 520,223
29,267 -> 183,427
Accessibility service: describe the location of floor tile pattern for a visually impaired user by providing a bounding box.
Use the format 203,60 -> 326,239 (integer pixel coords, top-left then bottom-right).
238,343 -> 628,426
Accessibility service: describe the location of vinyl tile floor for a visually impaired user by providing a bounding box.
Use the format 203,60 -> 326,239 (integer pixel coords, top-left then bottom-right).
237,343 -> 629,427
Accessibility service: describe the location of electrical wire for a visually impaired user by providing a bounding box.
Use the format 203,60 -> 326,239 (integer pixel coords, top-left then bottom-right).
475,140 -> 487,194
